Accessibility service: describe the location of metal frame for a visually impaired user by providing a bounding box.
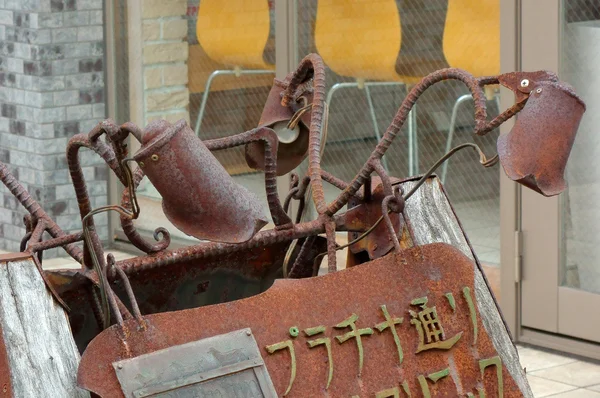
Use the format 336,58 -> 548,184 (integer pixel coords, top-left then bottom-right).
499,0 -> 520,343
193,69 -> 276,136
518,0 -> 600,358
325,81 -> 419,175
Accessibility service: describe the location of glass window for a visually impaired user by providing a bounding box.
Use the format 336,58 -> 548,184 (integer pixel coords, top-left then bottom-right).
561,1 -> 600,294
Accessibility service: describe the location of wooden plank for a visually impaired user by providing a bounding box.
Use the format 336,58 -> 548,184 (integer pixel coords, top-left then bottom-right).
402,176 -> 531,396
0,258 -> 89,397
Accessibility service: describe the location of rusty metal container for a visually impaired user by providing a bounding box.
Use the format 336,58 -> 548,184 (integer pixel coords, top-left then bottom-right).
134,119 -> 269,243
498,81 -> 585,196
246,76 -> 313,175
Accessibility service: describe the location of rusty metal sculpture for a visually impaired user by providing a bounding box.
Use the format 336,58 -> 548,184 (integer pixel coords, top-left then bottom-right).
0,53 -> 585,395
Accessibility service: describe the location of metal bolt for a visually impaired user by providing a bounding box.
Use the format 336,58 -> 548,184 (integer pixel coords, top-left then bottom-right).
117,364 -> 123,369
289,326 -> 300,337
536,88 -> 543,94
246,330 -> 251,336
151,154 -> 159,161
139,161 -> 145,168
520,79 -> 529,88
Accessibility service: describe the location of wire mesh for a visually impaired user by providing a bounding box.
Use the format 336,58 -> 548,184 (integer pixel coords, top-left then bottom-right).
114,0 -> 501,265
561,0 -> 600,293
295,0 -> 501,267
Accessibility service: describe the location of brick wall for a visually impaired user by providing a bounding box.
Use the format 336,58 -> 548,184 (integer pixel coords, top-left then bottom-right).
0,0 -> 108,257
142,0 -> 189,125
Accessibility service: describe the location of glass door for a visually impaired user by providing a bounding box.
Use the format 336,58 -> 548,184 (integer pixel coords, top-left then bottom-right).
520,0 -> 600,351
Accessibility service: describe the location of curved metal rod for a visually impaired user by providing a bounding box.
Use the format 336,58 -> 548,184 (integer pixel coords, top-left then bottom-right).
441,94 -> 474,183
287,236 -> 317,278
324,68 -> 490,217
82,204 -> 136,329
314,143 -> 499,261
281,53 -> 329,216
107,253 -> 144,328
382,193 -> 402,253
67,121 -> 128,269
23,219 -> 70,310
204,127 -> 293,228
120,167 -> 170,253
0,161 -> 84,262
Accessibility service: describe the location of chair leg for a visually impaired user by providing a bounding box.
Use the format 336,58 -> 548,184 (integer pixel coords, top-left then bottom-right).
194,70 -> 223,136
403,83 -> 418,176
326,82 -> 359,105
364,85 -> 389,172
409,104 -> 418,175
494,92 -> 501,114
441,94 -> 473,183
194,69 -> 275,136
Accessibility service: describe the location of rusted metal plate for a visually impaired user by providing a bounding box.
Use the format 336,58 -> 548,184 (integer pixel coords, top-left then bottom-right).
133,119 -> 269,243
48,238 -> 327,352
78,243 -> 527,397
113,328 -> 276,397
498,77 -> 585,196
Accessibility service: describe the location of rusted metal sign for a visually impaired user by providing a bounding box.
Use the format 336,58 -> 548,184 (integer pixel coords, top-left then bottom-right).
78,243 -> 527,397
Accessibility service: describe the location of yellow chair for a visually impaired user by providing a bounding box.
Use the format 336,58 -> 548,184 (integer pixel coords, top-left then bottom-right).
315,0 -> 424,174
440,0 -> 500,182
193,0 -> 275,135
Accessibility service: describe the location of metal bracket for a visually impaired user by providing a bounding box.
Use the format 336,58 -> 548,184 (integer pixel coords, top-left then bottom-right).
514,230 -> 523,283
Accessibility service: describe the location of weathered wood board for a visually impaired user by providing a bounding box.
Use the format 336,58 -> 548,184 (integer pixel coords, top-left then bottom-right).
0,253 -> 89,397
78,176 -> 532,397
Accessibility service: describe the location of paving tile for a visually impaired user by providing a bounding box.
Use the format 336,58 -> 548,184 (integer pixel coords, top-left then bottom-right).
530,360 -> 600,388
587,384 -> 600,392
546,388 -> 600,397
517,345 -> 578,372
589,384 -> 600,392
527,374 -> 577,397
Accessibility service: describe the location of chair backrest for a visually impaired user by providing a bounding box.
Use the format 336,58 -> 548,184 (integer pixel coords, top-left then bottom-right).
314,0 -> 402,81
443,0 -> 500,76
196,0 -> 273,69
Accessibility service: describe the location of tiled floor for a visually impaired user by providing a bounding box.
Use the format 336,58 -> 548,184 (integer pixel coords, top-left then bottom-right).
519,344 -> 600,397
